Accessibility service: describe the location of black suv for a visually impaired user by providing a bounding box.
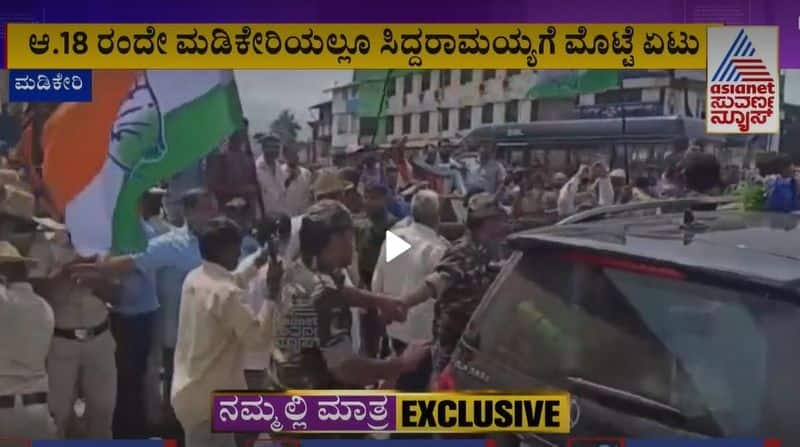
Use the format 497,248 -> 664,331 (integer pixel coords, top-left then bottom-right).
444,200 -> 800,446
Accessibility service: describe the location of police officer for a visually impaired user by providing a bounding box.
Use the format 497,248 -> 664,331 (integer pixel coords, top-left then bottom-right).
28,228 -> 119,439
275,200 -> 427,391
0,241 -> 57,439
402,192 -> 508,378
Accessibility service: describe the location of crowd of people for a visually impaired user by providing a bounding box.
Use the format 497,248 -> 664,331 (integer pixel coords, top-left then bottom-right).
0,114 -> 778,447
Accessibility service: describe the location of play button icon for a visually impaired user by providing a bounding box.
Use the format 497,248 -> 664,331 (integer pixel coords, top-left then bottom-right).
385,230 -> 411,263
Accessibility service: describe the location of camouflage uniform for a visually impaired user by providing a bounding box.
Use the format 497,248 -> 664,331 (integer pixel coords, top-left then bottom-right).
424,193 -> 505,374
274,258 -> 356,389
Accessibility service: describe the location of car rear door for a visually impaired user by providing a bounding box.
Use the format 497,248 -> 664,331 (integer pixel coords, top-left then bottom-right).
458,246 -> 800,446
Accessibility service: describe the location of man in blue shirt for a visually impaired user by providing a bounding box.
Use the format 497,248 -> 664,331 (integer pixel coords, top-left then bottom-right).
71,188 -> 272,443
162,160 -> 206,226
109,217 -> 160,438
384,162 -> 410,219
71,188 -> 217,443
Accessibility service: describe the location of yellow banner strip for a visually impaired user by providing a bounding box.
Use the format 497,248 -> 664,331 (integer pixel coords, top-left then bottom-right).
7,23 -> 710,69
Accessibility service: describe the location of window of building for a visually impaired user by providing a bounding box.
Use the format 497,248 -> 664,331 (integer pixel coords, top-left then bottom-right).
439,70 -> 451,88
336,115 -> 348,135
506,69 -> 521,77
530,100 -> 539,121
482,103 -> 494,124
403,74 -> 413,95
402,114 -> 412,135
458,107 -> 471,130
595,88 -> 643,104
386,78 -> 396,97
359,117 -> 377,137
420,112 -> 430,134
483,69 -> 496,81
385,115 -> 394,135
421,71 -> 431,91
505,100 -> 519,123
440,109 -> 450,131
349,87 -> 358,99
350,114 -> 358,134
460,69 -> 473,85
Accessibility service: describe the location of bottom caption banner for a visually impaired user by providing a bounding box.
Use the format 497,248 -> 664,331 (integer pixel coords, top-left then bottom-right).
212,390 -> 571,434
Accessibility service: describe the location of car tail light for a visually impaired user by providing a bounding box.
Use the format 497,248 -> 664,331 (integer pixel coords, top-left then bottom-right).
560,250 -> 686,280
434,364 -> 456,391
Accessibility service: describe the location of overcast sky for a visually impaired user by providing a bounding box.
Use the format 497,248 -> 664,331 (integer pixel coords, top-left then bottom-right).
235,70 -> 352,140
234,69 -> 800,140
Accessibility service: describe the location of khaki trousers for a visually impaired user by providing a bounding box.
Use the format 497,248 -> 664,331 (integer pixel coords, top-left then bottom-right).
0,400 -> 57,439
47,329 -> 117,439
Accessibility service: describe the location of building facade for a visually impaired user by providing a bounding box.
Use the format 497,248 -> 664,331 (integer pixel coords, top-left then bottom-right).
325,69 -> 708,152
308,100 -> 332,163
382,69 -> 576,146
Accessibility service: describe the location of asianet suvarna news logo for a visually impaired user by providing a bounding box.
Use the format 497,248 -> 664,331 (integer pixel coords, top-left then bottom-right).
211,390 -> 570,434
706,26 -> 780,134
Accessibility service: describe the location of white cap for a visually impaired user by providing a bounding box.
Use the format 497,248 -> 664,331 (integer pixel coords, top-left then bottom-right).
610,169 -> 626,178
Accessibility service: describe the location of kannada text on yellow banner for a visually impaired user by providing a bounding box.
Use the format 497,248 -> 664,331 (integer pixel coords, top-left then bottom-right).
6,23 -> 710,70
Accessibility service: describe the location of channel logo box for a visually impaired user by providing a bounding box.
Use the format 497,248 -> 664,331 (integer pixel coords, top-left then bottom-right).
706,26 -> 780,134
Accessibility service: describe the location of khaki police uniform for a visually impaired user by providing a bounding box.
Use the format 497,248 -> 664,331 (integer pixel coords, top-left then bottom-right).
0,282 -> 58,439
28,232 -> 117,439
0,253 -> 58,439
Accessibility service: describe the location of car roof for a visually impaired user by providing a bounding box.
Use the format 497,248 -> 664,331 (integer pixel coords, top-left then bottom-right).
509,209 -> 800,288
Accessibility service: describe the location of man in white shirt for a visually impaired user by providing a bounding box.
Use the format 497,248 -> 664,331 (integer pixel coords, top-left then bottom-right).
254,136 -> 312,217
372,189 -> 449,391
171,217 -> 282,447
237,213 -> 291,391
281,144 -> 312,217
557,162 -> 614,217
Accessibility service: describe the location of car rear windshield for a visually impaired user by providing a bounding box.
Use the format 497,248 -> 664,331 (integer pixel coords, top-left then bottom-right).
472,248 -> 800,440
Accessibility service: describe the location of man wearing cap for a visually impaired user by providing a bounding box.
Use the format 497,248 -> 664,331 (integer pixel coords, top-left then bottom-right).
402,192 -> 508,380
27,225 -> 120,439
275,200 -> 429,392
0,182 -> 38,253
0,241 -> 57,439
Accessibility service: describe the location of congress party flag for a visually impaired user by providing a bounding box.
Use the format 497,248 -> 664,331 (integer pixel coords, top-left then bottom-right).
41,70 -> 243,254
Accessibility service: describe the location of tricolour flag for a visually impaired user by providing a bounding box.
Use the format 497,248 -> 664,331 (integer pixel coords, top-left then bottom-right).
42,70 -> 243,254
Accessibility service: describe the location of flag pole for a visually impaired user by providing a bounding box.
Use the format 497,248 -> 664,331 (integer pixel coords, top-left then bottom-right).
371,69 -> 394,147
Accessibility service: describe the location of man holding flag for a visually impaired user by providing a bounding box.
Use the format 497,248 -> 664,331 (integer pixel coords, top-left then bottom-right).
35,69 -> 249,442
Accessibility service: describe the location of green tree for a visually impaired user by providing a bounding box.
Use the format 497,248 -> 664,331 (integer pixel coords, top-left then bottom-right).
269,109 -> 302,145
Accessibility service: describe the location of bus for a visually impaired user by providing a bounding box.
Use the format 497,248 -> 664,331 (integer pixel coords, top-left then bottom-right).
461,115 -> 728,179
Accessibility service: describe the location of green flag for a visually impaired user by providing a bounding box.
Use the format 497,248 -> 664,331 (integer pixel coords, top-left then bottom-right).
528,70 -> 619,99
